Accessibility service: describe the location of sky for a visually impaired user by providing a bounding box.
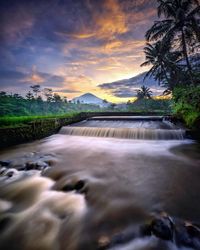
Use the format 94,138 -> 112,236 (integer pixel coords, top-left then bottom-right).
0,0 -> 158,102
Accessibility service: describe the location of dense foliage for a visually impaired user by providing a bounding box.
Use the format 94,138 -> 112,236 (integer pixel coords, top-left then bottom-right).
142,0 -> 200,127
173,85 -> 200,128
0,91 -> 101,117
127,99 -> 172,114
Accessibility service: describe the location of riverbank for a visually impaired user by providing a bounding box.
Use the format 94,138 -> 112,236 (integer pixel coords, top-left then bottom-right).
0,112 -> 171,149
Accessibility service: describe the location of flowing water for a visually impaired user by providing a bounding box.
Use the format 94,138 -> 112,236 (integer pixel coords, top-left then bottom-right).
0,117 -> 200,250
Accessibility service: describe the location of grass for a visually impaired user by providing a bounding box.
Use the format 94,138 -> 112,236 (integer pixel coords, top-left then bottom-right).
0,112 -> 80,128
0,110 -> 172,128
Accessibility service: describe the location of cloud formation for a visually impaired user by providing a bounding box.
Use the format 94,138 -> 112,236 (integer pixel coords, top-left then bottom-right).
98,72 -> 164,97
0,0 -> 158,102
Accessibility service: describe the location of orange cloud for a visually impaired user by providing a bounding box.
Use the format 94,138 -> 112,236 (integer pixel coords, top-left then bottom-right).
72,33 -> 96,39
95,0 -> 128,38
63,0 -> 128,41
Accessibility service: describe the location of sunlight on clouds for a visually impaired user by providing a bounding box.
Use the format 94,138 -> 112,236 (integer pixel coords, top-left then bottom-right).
72,33 -> 96,39
0,0 -> 158,102
84,0 -> 128,39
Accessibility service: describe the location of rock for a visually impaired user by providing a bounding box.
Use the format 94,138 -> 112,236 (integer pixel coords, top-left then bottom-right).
109,226 -> 138,246
150,215 -> 174,241
0,161 -> 11,167
62,180 -> 87,193
140,223 -> 152,237
0,216 -> 12,232
0,167 -> 7,175
6,171 -> 14,178
25,161 -> 48,170
74,180 -> 86,192
62,184 -> 75,192
175,222 -> 200,249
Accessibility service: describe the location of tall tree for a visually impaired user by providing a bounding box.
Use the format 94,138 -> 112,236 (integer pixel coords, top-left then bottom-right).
141,41 -> 182,89
146,0 -> 200,76
30,85 -> 41,98
43,88 -> 53,102
53,93 -> 62,102
26,91 -> 34,101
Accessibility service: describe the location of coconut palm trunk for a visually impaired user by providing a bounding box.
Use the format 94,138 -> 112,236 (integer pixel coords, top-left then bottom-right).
181,28 -> 194,83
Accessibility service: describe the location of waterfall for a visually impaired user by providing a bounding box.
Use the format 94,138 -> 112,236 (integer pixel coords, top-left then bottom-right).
59,126 -> 185,140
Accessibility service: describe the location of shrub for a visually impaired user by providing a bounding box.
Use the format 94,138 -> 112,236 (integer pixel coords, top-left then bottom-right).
173,85 -> 200,128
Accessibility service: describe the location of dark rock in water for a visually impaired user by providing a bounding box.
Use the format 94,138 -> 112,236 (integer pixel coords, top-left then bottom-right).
25,161 -> 48,170
61,180 -> 87,194
0,216 -> 12,232
74,180 -> 86,193
140,223 -> 152,237
6,171 -> 14,177
175,223 -> 200,249
150,215 -> 174,241
109,226 -> 138,246
0,167 -> 7,175
17,165 -> 26,171
0,161 -> 11,167
62,184 -> 75,192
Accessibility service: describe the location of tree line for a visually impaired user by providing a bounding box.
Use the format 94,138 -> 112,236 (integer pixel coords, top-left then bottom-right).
0,85 -> 101,117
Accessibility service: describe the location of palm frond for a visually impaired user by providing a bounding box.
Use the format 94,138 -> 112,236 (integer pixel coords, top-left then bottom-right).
145,20 -> 173,41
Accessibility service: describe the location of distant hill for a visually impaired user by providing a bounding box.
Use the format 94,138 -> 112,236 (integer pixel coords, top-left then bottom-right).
72,93 -> 107,106
98,72 -> 164,97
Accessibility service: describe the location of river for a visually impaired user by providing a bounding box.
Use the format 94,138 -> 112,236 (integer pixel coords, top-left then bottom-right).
0,117 -> 200,250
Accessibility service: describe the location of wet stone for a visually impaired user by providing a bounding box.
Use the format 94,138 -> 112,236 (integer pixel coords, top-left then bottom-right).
175,223 -> 200,249
140,223 -> 152,237
62,184 -> 75,192
150,216 -> 174,241
25,161 -> 48,171
0,161 -> 11,167
0,167 -> 7,175
6,171 -> 14,178
0,216 -> 12,232
74,180 -> 86,192
61,180 -> 87,194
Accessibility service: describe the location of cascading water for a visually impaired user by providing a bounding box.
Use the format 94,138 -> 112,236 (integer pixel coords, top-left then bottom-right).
59,116 -> 185,140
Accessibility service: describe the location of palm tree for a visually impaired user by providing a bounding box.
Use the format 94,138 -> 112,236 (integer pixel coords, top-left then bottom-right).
146,0 -> 200,75
141,41 -> 182,89
137,86 -> 153,99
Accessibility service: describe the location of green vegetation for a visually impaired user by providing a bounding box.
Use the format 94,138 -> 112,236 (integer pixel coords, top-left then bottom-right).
127,99 -> 172,114
173,86 -> 200,128
142,0 -> 200,128
0,113 -> 80,128
0,82 -> 173,128
0,90 -> 102,117
0,87 -> 103,127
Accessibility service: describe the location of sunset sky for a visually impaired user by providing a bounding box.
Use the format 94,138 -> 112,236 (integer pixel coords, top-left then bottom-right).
0,0 -> 158,102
